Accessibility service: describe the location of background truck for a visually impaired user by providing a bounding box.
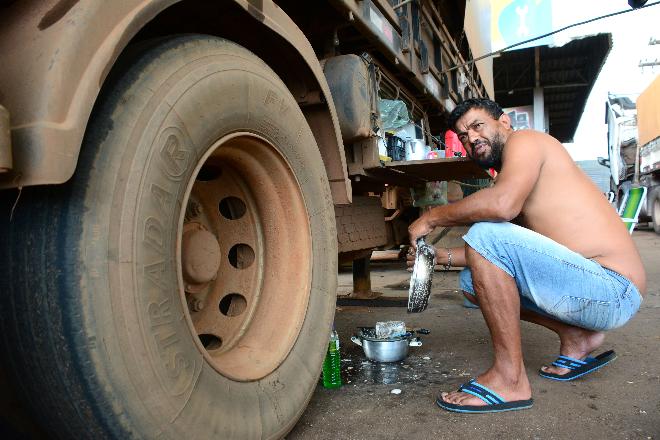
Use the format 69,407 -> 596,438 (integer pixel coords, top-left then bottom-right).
0,1 -> 488,438
605,74 -> 660,233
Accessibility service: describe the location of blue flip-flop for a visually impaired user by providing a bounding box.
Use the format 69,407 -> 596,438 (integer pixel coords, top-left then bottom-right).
539,350 -> 617,381
436,379 -> 534,414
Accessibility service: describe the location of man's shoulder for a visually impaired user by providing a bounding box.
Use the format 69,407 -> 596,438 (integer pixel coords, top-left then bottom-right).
507,129 -> 557,143
505,129 -> 563,154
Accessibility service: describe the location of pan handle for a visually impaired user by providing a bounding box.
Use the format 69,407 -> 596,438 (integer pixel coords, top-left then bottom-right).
350,335 -> 363,346
408,337 -> 422,347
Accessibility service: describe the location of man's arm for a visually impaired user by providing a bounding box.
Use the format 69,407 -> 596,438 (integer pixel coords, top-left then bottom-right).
440,246 -> 466,267
408,132 -> 546,243
407,246 -> 466,269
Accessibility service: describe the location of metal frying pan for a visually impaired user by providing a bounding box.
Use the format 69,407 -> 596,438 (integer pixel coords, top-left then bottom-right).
407,237 -> 436,313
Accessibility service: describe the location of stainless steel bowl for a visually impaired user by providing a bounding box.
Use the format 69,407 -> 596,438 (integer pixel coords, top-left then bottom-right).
351,329 -> 422,363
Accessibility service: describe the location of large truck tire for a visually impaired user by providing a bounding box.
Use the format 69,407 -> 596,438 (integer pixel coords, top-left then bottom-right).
652,190 -> 660,234
0,35 -> 337,439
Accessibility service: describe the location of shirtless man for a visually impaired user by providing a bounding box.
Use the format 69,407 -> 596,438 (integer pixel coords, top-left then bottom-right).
408,98 -> 646,413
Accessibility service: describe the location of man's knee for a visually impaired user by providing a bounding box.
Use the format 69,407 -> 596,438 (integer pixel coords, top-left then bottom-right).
464,242 -> 497,272
463,222 -> 516,277
464,243 -> 480,265
464,222 -> 510,253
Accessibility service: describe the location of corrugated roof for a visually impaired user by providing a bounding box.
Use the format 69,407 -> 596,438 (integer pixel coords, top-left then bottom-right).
494,34 -> 612,142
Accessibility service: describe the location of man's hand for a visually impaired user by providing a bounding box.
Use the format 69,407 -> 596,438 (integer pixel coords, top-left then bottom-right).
408,214 -> 434,249
407,245 -> 447,269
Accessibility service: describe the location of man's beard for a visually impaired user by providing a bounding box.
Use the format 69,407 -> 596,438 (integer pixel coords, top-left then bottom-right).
470,134 -> 504,170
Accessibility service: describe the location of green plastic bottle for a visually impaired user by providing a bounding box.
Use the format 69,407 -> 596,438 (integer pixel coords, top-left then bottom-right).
322,328 -> 342,389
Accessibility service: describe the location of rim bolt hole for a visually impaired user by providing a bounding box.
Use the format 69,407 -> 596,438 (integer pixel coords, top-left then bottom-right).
197,164 -> 222,181
219,293 -> 247,317
199,334 -> 222,350
228,244 -> 254,269
219,197 -> 247,220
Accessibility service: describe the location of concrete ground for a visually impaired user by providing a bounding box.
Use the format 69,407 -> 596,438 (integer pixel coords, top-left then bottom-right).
289,230 -> 660,440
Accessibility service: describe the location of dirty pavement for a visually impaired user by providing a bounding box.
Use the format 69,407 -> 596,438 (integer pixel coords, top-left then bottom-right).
289,230 -> 660,439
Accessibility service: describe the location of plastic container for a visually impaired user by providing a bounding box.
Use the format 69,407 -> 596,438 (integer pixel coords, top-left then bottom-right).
375,321 -> 406,339
445,129 -> 467,158
377,136 -> 388,157
393,122 -> 422,141
393,122 -> 414,141
322,328 -> 342,388
426,149 -> 444,159
405,139 -> 430,161
386,135 -> 405,161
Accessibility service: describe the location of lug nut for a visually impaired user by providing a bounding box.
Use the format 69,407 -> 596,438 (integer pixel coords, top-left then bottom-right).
190,299 -> 205,312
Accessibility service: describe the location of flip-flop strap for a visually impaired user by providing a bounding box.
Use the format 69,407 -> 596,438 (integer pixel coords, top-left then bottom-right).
459,380 -> 505,405
552,355 -> 588,370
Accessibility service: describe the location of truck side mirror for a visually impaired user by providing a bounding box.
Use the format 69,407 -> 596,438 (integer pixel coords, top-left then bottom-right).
597,157 -> 610,168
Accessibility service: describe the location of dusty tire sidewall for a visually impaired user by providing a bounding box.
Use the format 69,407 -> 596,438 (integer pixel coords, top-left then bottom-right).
652,192 -> 660,234
80,36 -> 337,438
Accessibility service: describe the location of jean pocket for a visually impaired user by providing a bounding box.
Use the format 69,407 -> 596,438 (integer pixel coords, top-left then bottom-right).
552,295 -> 612,331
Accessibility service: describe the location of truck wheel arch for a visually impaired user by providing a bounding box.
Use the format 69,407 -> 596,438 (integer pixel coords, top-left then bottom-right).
0,0 -> 350,204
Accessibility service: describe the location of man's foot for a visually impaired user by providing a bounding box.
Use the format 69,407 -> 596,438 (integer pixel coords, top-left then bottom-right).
438,368 -> 532,409
540,327 -> 605,376
539,351 -> 617,381
436,379 -> 534,413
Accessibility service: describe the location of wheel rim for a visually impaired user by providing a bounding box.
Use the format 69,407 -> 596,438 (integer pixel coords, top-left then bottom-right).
178,132 -> 312,381
654,198 -> 660,226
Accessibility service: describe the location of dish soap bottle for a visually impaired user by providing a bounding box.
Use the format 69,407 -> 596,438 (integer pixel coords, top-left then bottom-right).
322,327 -> 342,389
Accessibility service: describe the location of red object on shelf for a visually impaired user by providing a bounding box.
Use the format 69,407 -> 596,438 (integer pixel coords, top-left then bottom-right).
444,130 -> 467,158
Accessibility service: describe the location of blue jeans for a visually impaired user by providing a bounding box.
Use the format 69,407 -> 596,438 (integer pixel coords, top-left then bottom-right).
459,222 -> 642,331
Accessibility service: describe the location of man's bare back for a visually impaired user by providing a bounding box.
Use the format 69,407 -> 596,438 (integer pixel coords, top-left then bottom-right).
510,129 -> 646,294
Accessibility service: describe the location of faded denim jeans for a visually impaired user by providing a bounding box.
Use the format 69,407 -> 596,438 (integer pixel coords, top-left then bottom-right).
459,222 -> 642,331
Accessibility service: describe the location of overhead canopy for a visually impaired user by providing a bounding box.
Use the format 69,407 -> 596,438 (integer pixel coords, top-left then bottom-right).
494,33 -> 612,142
